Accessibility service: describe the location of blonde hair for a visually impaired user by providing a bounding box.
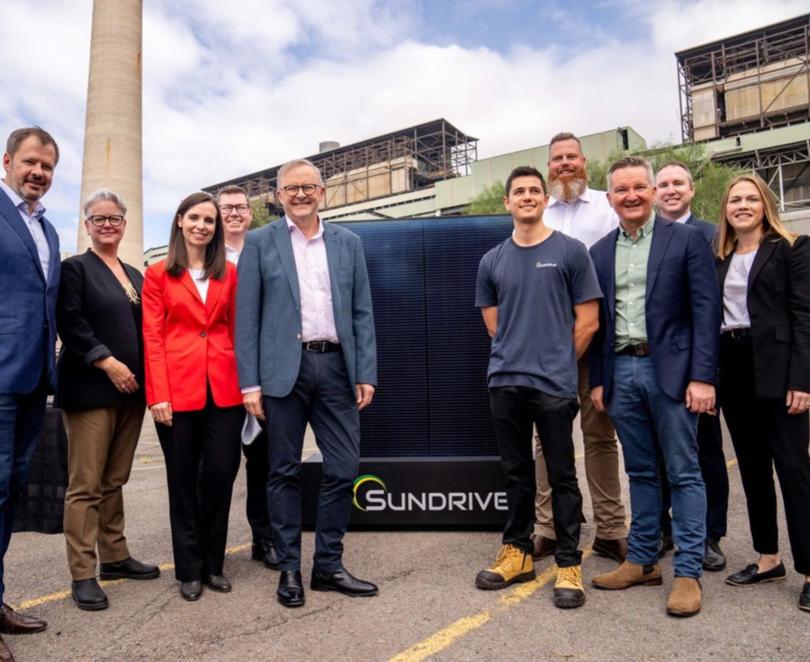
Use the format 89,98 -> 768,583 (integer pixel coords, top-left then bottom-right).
716,174 -> 796,258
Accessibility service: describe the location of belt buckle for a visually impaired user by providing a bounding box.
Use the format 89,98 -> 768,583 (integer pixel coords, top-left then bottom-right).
305,340 -> 325,352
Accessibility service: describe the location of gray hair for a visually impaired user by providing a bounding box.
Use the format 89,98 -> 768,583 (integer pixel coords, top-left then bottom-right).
607,156 -> 654,190
277,159 -> 324,188
83,189 -> 127,217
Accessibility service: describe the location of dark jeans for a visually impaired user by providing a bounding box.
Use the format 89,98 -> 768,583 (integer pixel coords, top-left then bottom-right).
660,412 -> 728,540
242,429 -> 273,543
264,350 -> 360,573
157,394 -> 242,582
720,334 -> 810,575
488,386 -> 582,568
0,385 -> 47,603
607,356 -> 706,578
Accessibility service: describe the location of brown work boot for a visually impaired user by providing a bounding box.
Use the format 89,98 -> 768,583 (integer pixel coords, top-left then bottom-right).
532,535 -> 557,560
592,561 -> 662,590
666,577 -> 702,617
554,565 -> 585,609
475,544 -> 535,590
592,537 -> 627,563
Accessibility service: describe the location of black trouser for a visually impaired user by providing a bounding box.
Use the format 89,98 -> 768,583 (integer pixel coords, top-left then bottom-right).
157,392 -> 243,582
489,386 -> 582,567
660,412 -> 729,540
242,431 -> 273,543
719,334 -> 810,575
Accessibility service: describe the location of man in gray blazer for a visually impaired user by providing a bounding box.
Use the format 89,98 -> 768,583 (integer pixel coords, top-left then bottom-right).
235,158 -> 377,608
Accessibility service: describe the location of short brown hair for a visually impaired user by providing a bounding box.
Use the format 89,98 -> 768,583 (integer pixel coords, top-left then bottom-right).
607,156 -> 654,189
216,184 -> 249,203
166,192 -> 226,280
5,127 -> 60,164
505,166 -> 546,196
657,160 -> 693,184
548,132 -> 582,150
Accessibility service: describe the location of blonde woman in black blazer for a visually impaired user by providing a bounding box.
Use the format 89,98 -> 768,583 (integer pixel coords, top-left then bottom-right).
715,174 -> 810,612
56,190 -> 160,612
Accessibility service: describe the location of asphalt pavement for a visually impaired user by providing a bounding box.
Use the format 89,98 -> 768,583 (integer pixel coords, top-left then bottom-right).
3,415 -> 809,661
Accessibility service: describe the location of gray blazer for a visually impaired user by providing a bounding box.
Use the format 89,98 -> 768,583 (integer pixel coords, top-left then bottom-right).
235,217 -> 377,397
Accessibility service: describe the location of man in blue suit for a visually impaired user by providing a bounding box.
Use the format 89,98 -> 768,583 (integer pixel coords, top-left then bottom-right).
588,156 -> 719,618
0,127 -> 61,653
236,159 -> 377,608
655,161 -> 729,572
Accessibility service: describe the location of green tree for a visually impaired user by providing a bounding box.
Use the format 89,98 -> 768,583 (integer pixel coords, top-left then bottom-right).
250,198 -> 277,229
464,181 -> 506,215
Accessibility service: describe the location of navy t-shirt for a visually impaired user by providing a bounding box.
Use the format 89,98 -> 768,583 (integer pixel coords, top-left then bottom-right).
475,230 -> 602,398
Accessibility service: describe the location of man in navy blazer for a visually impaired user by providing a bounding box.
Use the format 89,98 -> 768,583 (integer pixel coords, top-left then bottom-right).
655,161 -> 729,572
587,156 -> 719,618
236,158 -> 377,608
0,127 -> 61,647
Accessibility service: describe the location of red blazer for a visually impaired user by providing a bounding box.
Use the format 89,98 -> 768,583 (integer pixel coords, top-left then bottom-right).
142,259 -> 242,411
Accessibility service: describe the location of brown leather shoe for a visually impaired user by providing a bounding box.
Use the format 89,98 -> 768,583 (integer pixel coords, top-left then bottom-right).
0,635 -> 14,662
592,561 -> 662,590
592,537 -> 627,563
532,535 -> 557,560
666,577 -> 702,617
0,604 -> 46,635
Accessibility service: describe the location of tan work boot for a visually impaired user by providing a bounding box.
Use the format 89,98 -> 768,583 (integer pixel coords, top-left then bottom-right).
475,544 -> 535,590
592,561 -> 662,590
554,565 -> 585,608
666,577 -> 702,617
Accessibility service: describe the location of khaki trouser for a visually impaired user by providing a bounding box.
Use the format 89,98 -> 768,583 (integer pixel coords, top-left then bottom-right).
63,401 -> 144,580
534,358 -> 627,540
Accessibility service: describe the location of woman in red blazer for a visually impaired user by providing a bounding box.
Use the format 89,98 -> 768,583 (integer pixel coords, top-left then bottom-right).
142,191 -> 244,601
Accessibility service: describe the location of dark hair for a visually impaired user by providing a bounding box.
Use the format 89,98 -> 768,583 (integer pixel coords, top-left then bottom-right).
607,155 -> 653,189
5,127 -> 60,164
505,166 -> 546,196
216,183 -> 249,203
548,132 -> 582,151
165,192 -> 226,280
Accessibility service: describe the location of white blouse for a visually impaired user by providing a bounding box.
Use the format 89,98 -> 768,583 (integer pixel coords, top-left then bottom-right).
721,250 -> 757,332
188,268 -> 209,303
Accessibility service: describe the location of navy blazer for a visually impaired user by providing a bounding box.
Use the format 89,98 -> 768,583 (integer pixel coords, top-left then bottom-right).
685,214 -> 717,245
588,215 -> 720,402
0,186 -> 60,394
235,218 -> 377,398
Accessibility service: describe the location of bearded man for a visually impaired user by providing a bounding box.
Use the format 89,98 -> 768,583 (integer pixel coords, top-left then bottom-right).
532,132 -> 628,565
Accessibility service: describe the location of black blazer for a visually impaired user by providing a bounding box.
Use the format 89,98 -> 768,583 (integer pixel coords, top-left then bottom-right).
717,234 -> 810,398
55,250 -> 145,411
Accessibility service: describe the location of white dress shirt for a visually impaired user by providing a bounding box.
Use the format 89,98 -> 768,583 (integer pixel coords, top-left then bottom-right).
225,243 -> 241,265
0,179 -> 51,280
543,187 -> 619,249
287,216 -> 339,343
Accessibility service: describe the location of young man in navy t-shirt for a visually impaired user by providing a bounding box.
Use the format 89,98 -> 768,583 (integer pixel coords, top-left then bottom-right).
475,165 -> 602,609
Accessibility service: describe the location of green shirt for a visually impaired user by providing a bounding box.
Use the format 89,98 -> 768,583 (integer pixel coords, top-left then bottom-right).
614,215 -> 654,350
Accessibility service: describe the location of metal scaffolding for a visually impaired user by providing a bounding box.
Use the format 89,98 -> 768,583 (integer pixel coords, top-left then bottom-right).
205,119 -> 478,213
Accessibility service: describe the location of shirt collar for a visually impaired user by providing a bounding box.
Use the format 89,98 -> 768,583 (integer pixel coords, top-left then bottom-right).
620,213 -> 655,239
286,214 -> 324,240
0,179 -> 46,220
673,210 -> 691,224
547,187 -> 591,208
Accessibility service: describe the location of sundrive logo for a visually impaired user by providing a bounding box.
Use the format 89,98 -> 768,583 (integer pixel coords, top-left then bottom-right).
352,474 -> 507,513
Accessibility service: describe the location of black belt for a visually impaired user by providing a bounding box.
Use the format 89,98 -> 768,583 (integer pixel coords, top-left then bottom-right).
617,343 -> 650,357
722,327 -> 751,340
302,341 -> 341,353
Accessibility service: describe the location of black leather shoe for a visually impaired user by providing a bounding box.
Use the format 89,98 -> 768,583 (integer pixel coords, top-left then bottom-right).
71,579 -> 108,611
100,557 -> 160,580
657,533 -> 674,558
180,580 -> 202,601
532,535 -> 557,561
800,582 -> 810,612
278,571 -> 305,608
251,539 -> 279,570
703,538 -> 726,572
311,567 -> 378,597
726,562 -> 786,586
204,575 -> 232,593
592,537 -> 627,563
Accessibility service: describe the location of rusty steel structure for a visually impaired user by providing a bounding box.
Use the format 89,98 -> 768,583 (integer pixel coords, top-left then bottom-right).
205,119 -> 478,214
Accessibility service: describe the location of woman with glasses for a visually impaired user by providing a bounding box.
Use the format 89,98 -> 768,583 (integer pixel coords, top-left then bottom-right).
715,174 -> 810,612
56,190 -> 160,611
142,191 -> 244,601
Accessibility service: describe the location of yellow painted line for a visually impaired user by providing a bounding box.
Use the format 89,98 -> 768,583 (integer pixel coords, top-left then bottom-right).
10,543 -> 251,611
389,548 -> 592,662
726,457 -> 737,468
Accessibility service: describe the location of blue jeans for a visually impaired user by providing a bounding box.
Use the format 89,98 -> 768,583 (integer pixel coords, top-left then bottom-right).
607,355 -> 706,578
0,388 -> 47,603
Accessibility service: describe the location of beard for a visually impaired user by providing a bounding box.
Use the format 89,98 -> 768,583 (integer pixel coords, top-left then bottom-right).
548,166 -> 588,202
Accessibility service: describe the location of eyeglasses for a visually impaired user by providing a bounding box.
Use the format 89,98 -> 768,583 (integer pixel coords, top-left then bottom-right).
279,184 -> 320,196
87,215 -> 125,227
220,204 -> 250,215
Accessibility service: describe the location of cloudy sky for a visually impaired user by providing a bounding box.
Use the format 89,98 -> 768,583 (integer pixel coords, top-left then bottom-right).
1,0 -> 806,252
